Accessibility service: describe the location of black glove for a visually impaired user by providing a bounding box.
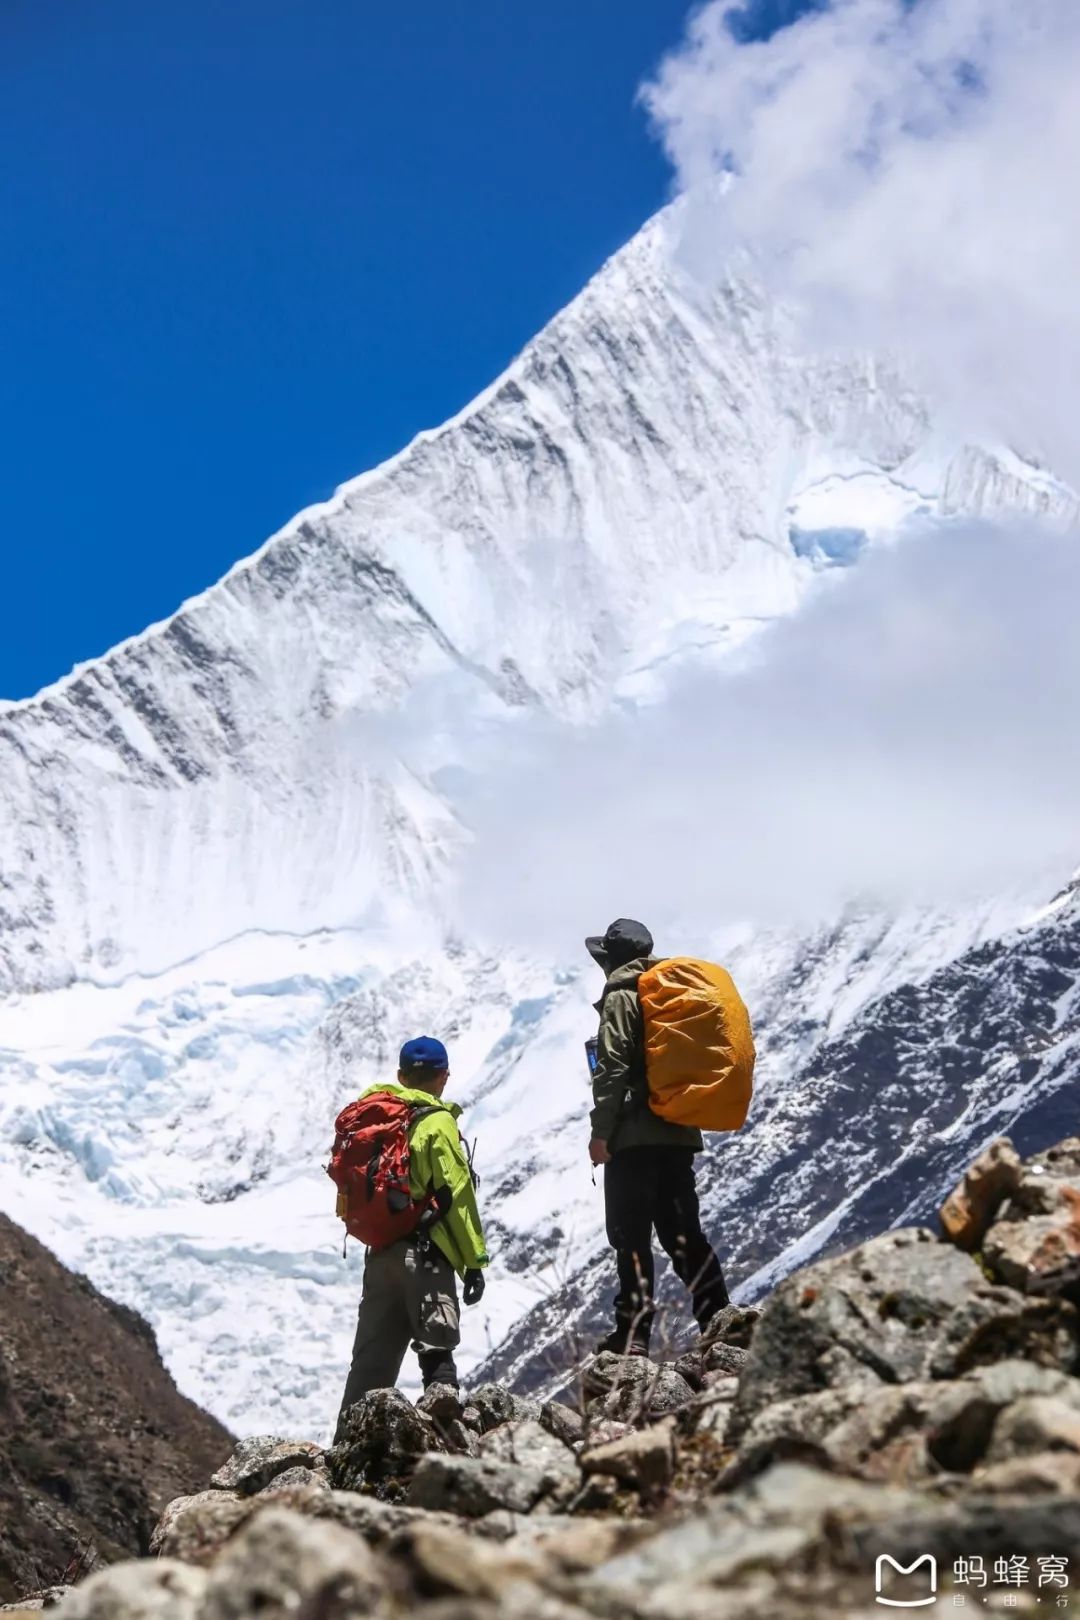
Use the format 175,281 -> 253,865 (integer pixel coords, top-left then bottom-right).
463,1268 -> 485,1306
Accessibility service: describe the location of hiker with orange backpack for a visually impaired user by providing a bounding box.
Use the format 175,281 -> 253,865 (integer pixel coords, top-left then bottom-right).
329,1036 -> 487,1440
586,919 -> 755,1357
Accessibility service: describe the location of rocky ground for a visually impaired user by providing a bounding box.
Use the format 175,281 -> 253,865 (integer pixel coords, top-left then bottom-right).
10,1135 -> 1080,1618
0,1215 -> 232,1607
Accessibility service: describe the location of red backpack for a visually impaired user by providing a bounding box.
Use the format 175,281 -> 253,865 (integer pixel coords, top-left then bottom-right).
327,1091 -> 438,1252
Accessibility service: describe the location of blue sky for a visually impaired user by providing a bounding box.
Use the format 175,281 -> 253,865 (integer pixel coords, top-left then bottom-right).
1,0 -> 811,700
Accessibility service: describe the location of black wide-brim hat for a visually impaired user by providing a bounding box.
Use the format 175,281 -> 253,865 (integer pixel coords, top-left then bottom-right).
585,917 -> 654,967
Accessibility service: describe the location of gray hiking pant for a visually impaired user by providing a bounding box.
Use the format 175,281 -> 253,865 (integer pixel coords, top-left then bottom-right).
335,1235 -> 460,1440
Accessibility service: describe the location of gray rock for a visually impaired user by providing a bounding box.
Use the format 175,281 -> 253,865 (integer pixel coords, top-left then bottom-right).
464,1384 -> 542,1433
986,1395 -> 1080,1462
581,1417 -> 676,1491
257,1464 -> 332,1497
700,1304 -> 760,1350
199,1505 -> 383,1620
329,1386 -> 443,1492
209,1435 -> 324,1495
582,1462 -> 923,1613
540,1400 -> 585,1450
704,1341 -> 749,1378
407,1453 -> 552,1517
582,1353 -> 695,1423
478,1419 -> 578,1489
974,1451 -> 1080,1495
848,1490 -> 1080,1576
417,1382 -> 465,1425
730,1227 -> 1080,1444
149,1490 -> 254,1564
301,1487 -> 464,1545
56,1561 -> 207,1620
672,1349 -> 705,1391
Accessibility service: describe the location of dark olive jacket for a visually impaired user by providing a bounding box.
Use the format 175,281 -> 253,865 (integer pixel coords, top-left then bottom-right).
589,956 -> 703,1153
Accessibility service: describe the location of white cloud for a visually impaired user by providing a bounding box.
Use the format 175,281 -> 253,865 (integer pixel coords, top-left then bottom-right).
642,0 -> 1080,486
449,521 -> 1080,947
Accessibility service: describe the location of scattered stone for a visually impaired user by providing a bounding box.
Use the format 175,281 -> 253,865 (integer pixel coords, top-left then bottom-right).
673,1349 -> 705,1391
730,1227 -> 1080,1446
540,1401 -> 586,1450
209,1436 -> 324,1496
417,1383 -> 465,1426
986,1395 -> 1080,1463
198,1506 -> 382,1620
704,1341 -> 749,1378
465,1385 -> 542,1434
302,1488 -> 463,1545
985,1185 -> 1080,1297
700,1304 -> 760,1350
479,1419 -> 578,1487
581,1417 -> 676,1492
56,1560 -> 207,1620
407,1454 -> 554,1518
257,1464 -> 331,1497
149,1490 -> 254,1564
583,1354 -> 695,1423
329,1387 -> 443,1493
940,1137 -> 1023,1252
974,1451 -> 1080,1495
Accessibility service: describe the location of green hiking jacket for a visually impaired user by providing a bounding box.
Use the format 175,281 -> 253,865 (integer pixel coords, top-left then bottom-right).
358,1082 -> 489,1278
590,957 -> 704,1154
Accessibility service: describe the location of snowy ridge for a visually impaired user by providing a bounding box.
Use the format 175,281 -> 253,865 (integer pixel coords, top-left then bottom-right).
2,206 -> 1079,1435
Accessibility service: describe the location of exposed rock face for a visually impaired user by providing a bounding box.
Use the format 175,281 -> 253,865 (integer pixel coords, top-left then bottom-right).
42,1136 -> 1080,1618
0,1216 -> 231,1606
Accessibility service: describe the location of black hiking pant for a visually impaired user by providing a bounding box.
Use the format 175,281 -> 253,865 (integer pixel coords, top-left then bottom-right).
604,1145 -> 728,1343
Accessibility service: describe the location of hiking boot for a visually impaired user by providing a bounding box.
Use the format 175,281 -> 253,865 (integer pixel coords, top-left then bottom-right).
417,1348 -> 460,1390
594,1328 -> 650,1359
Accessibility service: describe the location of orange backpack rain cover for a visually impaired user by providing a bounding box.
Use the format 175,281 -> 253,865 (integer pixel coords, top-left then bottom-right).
639,958 -> 755,1131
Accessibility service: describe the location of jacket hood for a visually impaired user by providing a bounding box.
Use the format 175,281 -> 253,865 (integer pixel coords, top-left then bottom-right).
359,1080 -> 463,1119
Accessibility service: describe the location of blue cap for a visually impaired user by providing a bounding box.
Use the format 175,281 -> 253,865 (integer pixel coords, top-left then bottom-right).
399,1035 -> 449,1071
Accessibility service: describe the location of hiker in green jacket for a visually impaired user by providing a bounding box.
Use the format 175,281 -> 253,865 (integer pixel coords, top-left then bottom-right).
334,1037 -> 487,1440
587,918 -> 729,1357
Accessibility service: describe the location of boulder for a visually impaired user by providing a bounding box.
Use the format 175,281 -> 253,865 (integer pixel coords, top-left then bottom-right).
582,1354 -> 695,1423
974,1451 -> 1080,1495
462,1385 -> 541,1435
986,1395 -> 1080,1462
407,1454 -> 553,1518
209,1436 -> 324,1495
939,1137 -> 1022,1252
700,1304 -> 760,1350
55,1561 -> 207,1620
479,1419 -> 578,1486
704,1342 -> 749,1378
301,1488 -> 464,1545
389,1520 -> 549,1603
984,1173 -> 1080,1297
198,1506 -> 383,1620
581,1417 -> 676,1491
149,1490 -> 254,1564
416,1383 -> 464,1426
581,1462 -> 925,1615
729,1227 -> 1080,1444
672,1349 -> 705,1391
328,1387 -> 443,1493
540,1401 -> 585,1451
257,1465 -> 331,1497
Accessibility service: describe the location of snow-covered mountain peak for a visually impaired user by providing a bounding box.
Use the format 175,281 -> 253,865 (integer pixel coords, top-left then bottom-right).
3,206 -> 1080,1436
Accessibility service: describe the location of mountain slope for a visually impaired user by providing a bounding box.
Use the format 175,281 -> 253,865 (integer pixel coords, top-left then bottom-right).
480,882 -> 1080,1391
0,1212 -> 231,1604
